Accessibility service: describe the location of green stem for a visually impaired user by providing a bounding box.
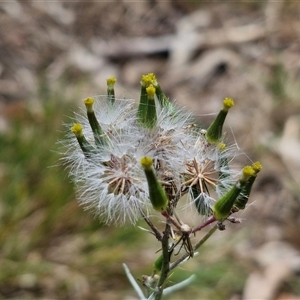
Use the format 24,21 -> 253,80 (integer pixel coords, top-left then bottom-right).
194,225 -> 218,251
154,223 -> 171,300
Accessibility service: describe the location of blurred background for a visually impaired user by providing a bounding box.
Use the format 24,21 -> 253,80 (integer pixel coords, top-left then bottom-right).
1,1 -> 300,299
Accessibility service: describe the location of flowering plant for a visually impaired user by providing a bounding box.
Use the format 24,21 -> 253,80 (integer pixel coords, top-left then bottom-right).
60,73 -> 262,299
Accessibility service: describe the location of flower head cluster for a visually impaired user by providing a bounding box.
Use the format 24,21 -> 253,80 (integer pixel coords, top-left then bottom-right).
61,74 -> 261,226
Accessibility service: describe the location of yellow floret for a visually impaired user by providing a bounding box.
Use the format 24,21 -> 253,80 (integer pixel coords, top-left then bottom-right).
106,77 -> 117,86
141,73 -> 156,87
252,161 -> 263,174
83,97 -> 95,112
223,98 -> 234,110
84,97 -> 95,106
146,85 -> 156,98
218,142 -> 226,151
241,165 -> 255,182
147,73 -> 157,86
140,156 -> 153,170
71,123 -> 83,137
141,75 -> 151,87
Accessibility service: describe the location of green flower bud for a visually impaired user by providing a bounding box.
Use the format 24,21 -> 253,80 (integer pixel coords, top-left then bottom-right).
234,161 -> 262,210
137,75 -> 158,129
205,98 -> 234,144
71,123 -> 95,156
151,77 -> 169,107
106,77 -> 116,104
137,74 -> 150,125
141,72 -> 169,107
83,97 -> 108,147
213,165 -> 255,220
145,85 -> 157,129
140,156 -> 168,212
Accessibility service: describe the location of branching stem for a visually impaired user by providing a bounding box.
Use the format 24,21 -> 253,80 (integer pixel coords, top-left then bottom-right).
191,216 -> 216,233
170,225 -> 218,271
161,211 -> 181,230
139,208 -> 163,241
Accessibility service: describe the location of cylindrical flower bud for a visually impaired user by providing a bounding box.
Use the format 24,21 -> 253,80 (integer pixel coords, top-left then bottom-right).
137,75 -> 159,129
71,123 -> 95,156
146,85 -> 157,128
234,161 -> 262,210
205,98 -> 234,144
141,72 -> 169,107
83,97 -> 107,147
106,77 -> 117,104
140,156 -> 168,212
137,74 -> 151,125
213,165 -> 255,220
155,84 -> 169,106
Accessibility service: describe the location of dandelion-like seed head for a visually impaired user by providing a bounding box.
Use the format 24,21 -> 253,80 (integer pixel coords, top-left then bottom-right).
75,147 -> 150,225
60,73 -> 259,228
105,154 -> 139,196
182,158 -> 219,194
181,155 -> 219,216
180,128 -> 238,218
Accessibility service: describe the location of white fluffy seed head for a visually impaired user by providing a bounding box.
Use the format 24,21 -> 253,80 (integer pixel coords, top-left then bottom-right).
179,130 -> 239,220
60,92 -> 239,226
